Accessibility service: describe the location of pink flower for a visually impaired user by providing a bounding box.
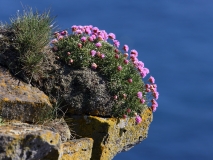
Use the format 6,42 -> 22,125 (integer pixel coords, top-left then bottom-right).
117,65 -> 122,71
57,35 -> 63,40
78,43 -> 82,48
124,59 -> 129,64
114,49 -> 119,53
151,99 -> 158,106
113,40 -> 120,48
114,95 -> 118,100
135,115 -> 142,124
115,54 -> 119,59
95,42 -> 102,48
146,88 -> 151,92
153,91 -> 159,100
90,50 -> 96,57
149,76 -> 155,83
75,29 -> 83,34
67,52 -> 71,55
81,36 -> 87,42
152,105 -> 157,112
138,61 -> 144,68
123,45 -> 129,52
124,53 -> 128,58
130,55 -> 137,62
85,28 -> 91,35
51,39 -> 58,44
61,30 -> 68,35
88,36 -> 94,42
140,98 -> 146,104
128,79 -> 132,83
98,35 -> 104,41
101,54 -> 105,59
140,68 -> 149,78
130,49 -> 138,57
71,25 -> 78,32
108,33 -> 116,39
137,92 -> 143,99
123,114 -> 127,119
69,59 -> 74,63
91,63 -> 97,69
145,84 -> 150,89
127,108 -> 131,113
92,27 -> 99,33
96,51 -> 101,57
54,32 -> 60,38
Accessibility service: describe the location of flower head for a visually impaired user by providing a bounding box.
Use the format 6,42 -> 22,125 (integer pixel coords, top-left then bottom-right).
71,25 -> 78,32
117,65 -> 122,71
140,98 -> 145,104
113,40 -> 120,48
130,49 -> 138,57
124,59 -> 129,64
127,108 -> 131,113
135,115 -> 142,124
108,33 -> 116,39
91,63 -> 97,69
90,50 -> 96,57
85,28 -> 91,35
128,78 -> 132,83
149,76 -> 155,83
115,54 -> 119,59
95,42 -> 102,48
81,36 -> 87,42
92,27 -> 99,33
123,45 -> 129,52
137,92 -> 143,99
101,54 -> 105,59
124,53 -> 129,58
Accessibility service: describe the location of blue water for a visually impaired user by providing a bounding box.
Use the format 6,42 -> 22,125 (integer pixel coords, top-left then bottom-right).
1,1 -> 213,159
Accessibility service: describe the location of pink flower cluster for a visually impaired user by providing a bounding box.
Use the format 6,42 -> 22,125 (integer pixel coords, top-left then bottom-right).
71,25 -> 109,42
51,24 -> 159,118
51,30 -> 69,43
146,76 -> 159,112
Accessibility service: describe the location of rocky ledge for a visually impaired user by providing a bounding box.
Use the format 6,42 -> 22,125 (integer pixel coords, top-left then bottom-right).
0,65 -> 153,160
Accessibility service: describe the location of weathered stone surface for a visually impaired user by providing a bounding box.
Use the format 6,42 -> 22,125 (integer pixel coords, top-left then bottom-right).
0,66 -> 52,123
41,67 -> 115,117
69,108 -> 153,160
43,118 -> 71,143
60,138 -> 93,160
0,122 -> 61,160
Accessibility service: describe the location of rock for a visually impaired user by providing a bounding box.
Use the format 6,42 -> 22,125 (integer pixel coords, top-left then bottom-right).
0,122 -> 61,160
43,118 -> 71,143
42,66 -> 115,117
0,66 -> 52,123
69,108 -> 153,160
60,138 -> 93,160
0,122 -> 93,160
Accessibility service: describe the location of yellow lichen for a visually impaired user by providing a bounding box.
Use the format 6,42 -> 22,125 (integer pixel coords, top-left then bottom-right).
2,98 -> 10,101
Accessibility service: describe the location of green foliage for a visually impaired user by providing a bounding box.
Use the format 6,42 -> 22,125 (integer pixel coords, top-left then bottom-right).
53,34 -> 147,117
10,7 -> 54,76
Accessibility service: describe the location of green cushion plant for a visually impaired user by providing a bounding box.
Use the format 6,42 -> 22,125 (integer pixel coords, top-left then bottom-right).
51,25 -> 159,120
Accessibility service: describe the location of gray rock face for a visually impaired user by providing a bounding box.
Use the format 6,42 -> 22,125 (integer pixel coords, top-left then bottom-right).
0,122 -> 94,160
42,66 -> 115,117
0,66 -> 52,123
0,122 -> 61,160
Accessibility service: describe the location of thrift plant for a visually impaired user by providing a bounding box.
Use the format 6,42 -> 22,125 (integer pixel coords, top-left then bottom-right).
51,25 -> 159,119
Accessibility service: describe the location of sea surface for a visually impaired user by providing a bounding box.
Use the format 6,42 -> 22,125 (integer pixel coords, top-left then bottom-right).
0,1 -> 213,159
